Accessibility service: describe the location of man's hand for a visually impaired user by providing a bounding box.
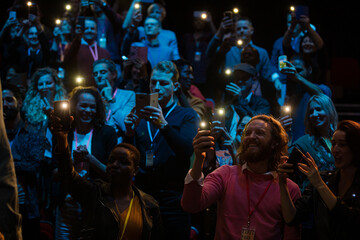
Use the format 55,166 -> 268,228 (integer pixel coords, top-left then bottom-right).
225,82 -> 242,99
280,60 -> 298,81
131,7 -> 142,28
50,110 -> 73,151
216,15 -> 233,38
277,156 -> 293,185
191,130 -> 215,180
124,107 -> 140,137
298,15 -> 311,31
100,80 -> 113,102
279,115 -> 292,133
139,105 -> 167,129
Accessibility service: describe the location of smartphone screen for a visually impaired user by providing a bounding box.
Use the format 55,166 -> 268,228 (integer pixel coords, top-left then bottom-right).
213,108 -> 225,127
193,11 -> 207,20
280,105 -> 291,117
54,100 -> 71,131
278,55 -> 287,71
200,120 -> 211,131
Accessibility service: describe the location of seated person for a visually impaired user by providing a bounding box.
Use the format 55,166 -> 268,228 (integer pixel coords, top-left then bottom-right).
92,59 -> 135,143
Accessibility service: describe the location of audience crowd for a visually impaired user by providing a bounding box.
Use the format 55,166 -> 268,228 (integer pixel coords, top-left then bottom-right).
1,1 -> 359,240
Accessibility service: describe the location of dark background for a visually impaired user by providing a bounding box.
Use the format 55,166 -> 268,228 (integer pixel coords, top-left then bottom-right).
1,0 -> 359,105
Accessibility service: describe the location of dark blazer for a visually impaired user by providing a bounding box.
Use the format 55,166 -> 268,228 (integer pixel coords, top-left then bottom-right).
68,125 -> 117,165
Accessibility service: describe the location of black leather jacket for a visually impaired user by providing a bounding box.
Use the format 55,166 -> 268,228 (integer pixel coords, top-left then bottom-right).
289,170 -> 360,240
55,147 -> 164,240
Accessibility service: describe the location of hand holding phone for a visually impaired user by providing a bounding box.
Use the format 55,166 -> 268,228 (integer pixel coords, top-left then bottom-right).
294,5 -> 309,20
213,108 -> 226,127
9,11 -> 16,20
278,55 -> 287,71
194,11 -> 208,20
136,93 -> 158,114
53,100 -> 71,132
200,120 -> 211,131
287,147 -> 305,176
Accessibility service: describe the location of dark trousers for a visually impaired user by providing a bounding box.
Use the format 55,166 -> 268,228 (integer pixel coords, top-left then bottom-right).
155,190 -> 191,240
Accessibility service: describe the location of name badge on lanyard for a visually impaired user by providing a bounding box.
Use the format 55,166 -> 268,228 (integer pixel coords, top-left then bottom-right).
145,150 -> 154,167
194,51 -> 202,62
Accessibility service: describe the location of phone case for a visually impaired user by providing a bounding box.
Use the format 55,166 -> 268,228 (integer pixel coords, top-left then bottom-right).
129,46 -> 148,63
136,93 -> 158,113
54,100 -> 71,131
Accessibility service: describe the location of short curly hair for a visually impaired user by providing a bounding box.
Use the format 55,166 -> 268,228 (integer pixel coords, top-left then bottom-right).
152,61 -> 179,83
69,86 -> 106,128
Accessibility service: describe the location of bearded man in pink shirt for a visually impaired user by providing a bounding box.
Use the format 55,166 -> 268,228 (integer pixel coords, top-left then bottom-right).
181,114 -> 301,240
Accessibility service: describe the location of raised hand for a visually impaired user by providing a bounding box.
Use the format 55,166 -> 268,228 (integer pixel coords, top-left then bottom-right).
191,129 -> 215,179
124,107 -> 140,137
298,152 -> 322,187
225,82 -> 242,99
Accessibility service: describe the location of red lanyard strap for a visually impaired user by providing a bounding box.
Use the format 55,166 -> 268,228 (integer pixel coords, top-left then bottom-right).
245,171 -> 272,227
89,43 -> 98,61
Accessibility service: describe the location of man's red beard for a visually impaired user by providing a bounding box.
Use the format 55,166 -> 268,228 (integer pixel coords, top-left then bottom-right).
238,140 -> 273,164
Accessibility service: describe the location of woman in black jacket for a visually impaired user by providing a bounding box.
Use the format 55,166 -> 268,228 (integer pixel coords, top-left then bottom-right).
278,120 -> 360,240
51,101 -> 163,239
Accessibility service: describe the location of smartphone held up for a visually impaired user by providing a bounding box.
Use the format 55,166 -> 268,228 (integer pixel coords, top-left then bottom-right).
135,93 -> 158,114
54,100 -> 71,131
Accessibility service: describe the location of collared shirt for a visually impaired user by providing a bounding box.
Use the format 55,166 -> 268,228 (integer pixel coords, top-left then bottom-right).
182,164 -> 301,240
185,162 -> 277,186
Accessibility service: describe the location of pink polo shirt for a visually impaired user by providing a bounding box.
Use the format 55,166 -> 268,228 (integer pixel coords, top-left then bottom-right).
181,164 -> 301,240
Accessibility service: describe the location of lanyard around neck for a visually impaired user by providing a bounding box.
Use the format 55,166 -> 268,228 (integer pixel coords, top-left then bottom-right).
245,171 -> 272,227
106,88 -> 118,122
88,43 -> 98,61
146,103 -> 176,145
28,48 -> 40,56
75,128 -> 93,150
115,191 -> 135,240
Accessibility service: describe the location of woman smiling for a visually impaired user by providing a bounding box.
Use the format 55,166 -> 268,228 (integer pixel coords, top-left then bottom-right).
288,94 -> 338,192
